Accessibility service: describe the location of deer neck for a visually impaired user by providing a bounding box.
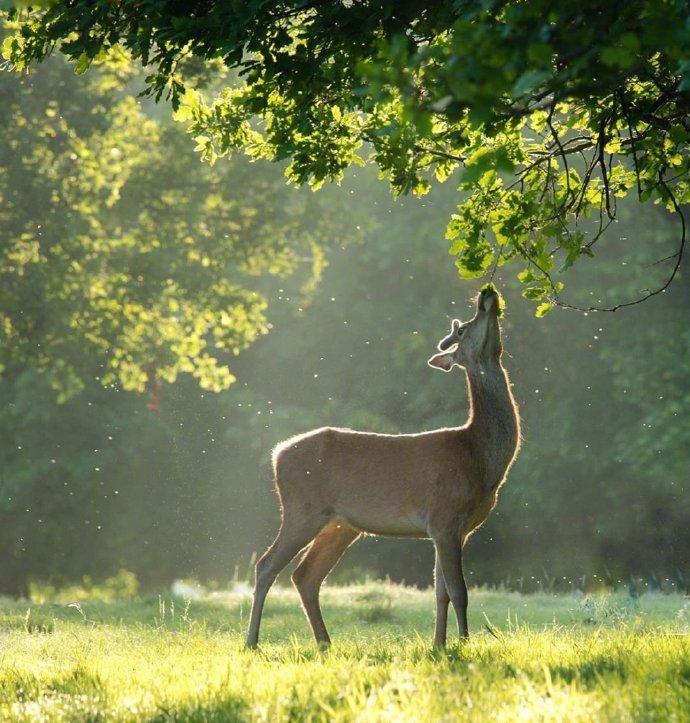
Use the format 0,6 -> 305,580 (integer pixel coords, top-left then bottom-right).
465,359 -> 521,489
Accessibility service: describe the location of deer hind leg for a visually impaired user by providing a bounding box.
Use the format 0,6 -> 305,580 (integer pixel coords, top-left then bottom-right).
245,510 -> 327,648
433,551 -> 451,648
292,520 -> 360,646
433,534 -> 469,643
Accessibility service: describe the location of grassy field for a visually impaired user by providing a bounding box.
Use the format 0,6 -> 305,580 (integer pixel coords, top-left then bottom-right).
1,581 -> 689,721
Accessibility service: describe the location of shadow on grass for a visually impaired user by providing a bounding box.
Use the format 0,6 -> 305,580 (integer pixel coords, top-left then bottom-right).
550,655 -> 629,685
147,693 -> 249,723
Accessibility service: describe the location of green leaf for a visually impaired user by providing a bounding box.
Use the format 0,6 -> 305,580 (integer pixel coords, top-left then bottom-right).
455,239 -> 494,278
74,52 -> 92,75
1,36 -> 16,62
517,268 -> 537,284
535,301 -> 553,318
522,285 -> 547,301
527,43 -> 553,66
668,125 -> 688,144
600,33 -> 640,69
511,69 -> 550,99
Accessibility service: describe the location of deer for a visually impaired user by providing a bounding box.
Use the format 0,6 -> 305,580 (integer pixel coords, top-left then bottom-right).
245,286 -> 521,648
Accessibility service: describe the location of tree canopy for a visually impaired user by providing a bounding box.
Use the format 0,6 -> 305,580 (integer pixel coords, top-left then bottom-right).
5,0 -> 690,313
0,26 -> 356,400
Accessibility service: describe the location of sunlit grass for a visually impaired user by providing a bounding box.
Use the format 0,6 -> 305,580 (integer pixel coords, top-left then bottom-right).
1,582 -> 688,721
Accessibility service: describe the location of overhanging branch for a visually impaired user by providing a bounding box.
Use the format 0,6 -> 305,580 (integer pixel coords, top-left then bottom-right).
552,174 -> 685,313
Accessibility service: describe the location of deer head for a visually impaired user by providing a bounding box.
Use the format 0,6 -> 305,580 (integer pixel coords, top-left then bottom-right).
428,288 -> 503,372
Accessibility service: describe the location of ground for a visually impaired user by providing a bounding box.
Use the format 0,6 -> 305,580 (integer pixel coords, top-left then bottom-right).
1,581 -> 689,721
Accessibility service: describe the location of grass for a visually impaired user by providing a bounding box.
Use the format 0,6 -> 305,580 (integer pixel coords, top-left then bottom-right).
1,581 -> 689,721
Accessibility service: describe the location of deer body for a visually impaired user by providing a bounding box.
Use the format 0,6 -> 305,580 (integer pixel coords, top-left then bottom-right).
245,288 -> 520,648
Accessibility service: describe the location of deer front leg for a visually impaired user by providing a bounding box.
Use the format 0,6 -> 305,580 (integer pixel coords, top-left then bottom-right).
433,551 -> 450,648
433,534 -> 469,642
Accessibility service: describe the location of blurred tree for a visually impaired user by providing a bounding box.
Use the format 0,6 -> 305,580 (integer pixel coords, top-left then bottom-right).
0,33 -> 351,402
5,0 -> 689,310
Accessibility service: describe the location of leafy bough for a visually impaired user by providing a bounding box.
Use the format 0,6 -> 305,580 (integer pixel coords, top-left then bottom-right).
5,0 -> 690,313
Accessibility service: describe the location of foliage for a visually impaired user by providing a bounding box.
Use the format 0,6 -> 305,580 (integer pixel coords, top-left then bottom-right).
4,0 -> 690,310
0,31 -> 350,400
0,35 -> 357,595
1,583 -> 689,721
1,160 -> 687,595
0,366 -> 205,594
0,12 -> 687,597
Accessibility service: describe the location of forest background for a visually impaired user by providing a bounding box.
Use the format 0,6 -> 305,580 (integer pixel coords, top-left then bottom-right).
0,24 -> 688,597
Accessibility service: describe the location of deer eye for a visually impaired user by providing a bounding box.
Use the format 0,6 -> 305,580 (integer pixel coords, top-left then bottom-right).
457,326 -> 466,337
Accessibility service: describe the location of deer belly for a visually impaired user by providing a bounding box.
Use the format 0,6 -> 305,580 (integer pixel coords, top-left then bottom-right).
343,507 -> 429,538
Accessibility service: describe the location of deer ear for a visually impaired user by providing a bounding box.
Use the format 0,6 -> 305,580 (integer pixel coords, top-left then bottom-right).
428,352 -> 455,372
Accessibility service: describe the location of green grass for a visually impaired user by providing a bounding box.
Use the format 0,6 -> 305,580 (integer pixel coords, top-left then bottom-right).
1,582 -> 689,721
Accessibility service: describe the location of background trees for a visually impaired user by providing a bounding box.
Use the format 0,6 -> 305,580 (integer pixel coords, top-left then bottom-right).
0,6 -> 688,595
0,36 -> 358,592
2,84 -> 687,594
0,39 -> 354,401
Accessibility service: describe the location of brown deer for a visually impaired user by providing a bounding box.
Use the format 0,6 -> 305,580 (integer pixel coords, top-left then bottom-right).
245,287 -> 521,648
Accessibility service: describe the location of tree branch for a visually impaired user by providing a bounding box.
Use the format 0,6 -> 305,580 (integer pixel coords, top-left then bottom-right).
597,117 -> 615,221
552,174 -> 685,313
546,97 -> 575,214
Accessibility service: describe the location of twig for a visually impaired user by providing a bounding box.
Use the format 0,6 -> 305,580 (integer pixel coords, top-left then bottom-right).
597,118 -> 615,221
553,174 -> 685,312
545,97 -> 575,214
